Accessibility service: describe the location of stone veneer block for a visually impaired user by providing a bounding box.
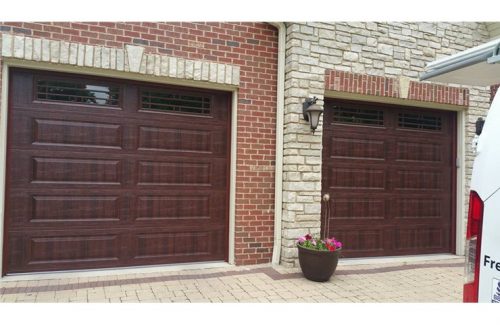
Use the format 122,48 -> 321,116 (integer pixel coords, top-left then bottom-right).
76,44 -> 85,66
59,41 -> 69,64
201,61 -> 210,81
41,39 -> 50,62
13,35 -> 24,59
154,55 -> 161,76
209,62 -> 217,83
2,33 -> 13,57
160,56 -> 169,76
217,64 -> 225,84
84,45 -> 94,67
138,55 -> 147,74
101,47 -> 110,69
225,65 -> 232,85
94,47 -> 102,68
50,40 -> 60,63
32,38 -> 42,61
185,60 -> 194,79
69,43 -> 78,65
168,57 -> 177,77
193,61 -> 202,80
24,37 -> 33,61
109,48 -> 116,70
125,45 -> 144,73
146,54 -> 155,75
116,49 -> 125,71
176,58 -> 185,79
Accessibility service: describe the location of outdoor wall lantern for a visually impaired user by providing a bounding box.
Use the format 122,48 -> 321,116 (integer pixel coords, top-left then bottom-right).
302,96 -> 324,134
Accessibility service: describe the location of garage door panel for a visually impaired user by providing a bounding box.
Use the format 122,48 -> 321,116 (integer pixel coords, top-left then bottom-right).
394,226 -> 449,252
393,198 -> 447,220
8,192 -> 130,227
323,99 -> 455,257
331,197 -> 386,221
395,140 -> 446,163
328,167 -> 387,190
332,228 -> 385,256
328,136 -> 387,161
33,119 -> 123,149
134,191 -> 226,223
393,169 -> 445,191
32,157 -> 122,184
7,230 -> 123,273
5,69 -> 230,274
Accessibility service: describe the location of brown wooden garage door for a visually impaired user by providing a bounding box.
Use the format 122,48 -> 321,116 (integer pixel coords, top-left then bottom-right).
322,99 -> 456,258
4,69 -> 230,274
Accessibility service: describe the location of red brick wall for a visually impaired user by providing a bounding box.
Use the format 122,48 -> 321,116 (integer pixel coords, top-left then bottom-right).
491,84 -> 499,103
325,69 -> 469,106
0,22 -> 279,265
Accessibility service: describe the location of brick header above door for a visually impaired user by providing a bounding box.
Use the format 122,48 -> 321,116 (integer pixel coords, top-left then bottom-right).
325,69 -> 469,107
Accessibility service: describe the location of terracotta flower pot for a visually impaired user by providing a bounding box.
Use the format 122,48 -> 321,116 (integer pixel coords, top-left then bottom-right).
297,244 -> 341,282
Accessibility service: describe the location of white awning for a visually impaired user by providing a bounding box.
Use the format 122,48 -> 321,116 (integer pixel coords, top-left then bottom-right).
420,37 -> 500,87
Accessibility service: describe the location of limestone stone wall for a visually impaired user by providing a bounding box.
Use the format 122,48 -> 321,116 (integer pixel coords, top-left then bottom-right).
281,22 -> 491,266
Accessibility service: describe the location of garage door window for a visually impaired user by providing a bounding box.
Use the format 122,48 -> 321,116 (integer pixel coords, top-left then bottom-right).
141,89 -> 211,115
36,79 -> 120,106
398,113 -> 442,131
332,106 -> 384,126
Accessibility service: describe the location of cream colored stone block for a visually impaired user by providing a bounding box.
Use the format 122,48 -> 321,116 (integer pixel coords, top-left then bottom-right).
102,47 -> 110,69
13,35 -> 25,58
93,46 -> 102,68
1,33 -> 13,57
24,37 -> 33,61
41,39 -> 50,62
60,41 -> 69,64
185,60 -> 194,79
50,40 -> 60,63
168,57 -> 177,77
201,61 -> 210,81
32,38 -> 42,61
177,58 -> 185,79
398,76 -> 411,99
77,44 -> 85,66
125,44 -> 144,73
225,65 -> 232,84
160,56 -> 169,76
217,64 -> 225,84
110,48 -> 116,70
154,55 -> 161,76
84,45 -> 94,67
146,54 -> 155,75
209,62 -> 218,83
139,55 -> 147,74
116,49 -> 125,71
193,61 -> 202,80
69,43 -> 78,65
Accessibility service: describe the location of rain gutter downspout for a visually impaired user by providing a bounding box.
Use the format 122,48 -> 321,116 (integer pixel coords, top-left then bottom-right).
269,22 -> 285,265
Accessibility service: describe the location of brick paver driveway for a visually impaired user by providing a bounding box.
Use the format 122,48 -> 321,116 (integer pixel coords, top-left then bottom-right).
0,257 -> 464,303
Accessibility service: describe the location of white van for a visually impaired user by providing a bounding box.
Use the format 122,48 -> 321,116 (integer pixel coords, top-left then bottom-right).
421,38 -> 500,303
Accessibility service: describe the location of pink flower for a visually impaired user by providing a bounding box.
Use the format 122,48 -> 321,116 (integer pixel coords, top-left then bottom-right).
305,234 -> 312,240
297,236 -> 306,244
